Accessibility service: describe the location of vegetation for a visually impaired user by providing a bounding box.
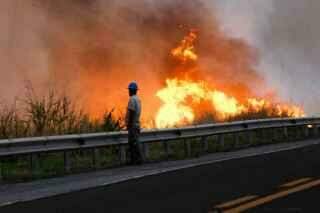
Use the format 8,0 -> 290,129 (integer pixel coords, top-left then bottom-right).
0,89 -> 122,139
195,107 -> 292,125
0,88 -> 307,182
226,107 -> 291,122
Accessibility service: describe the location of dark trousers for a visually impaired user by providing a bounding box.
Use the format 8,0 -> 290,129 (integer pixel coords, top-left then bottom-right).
128,127 -> 143,164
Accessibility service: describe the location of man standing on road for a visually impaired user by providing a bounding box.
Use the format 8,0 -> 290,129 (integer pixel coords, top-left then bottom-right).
125,81 -> 143,165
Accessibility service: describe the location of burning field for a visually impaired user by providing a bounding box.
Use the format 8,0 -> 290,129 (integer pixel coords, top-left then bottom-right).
2,0 -> 306,130
154,30 -> 304,128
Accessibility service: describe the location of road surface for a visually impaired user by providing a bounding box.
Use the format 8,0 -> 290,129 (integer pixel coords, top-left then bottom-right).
1,139 -> 320,212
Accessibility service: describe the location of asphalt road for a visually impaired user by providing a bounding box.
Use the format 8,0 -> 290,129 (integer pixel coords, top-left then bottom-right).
1,142 -> 320,213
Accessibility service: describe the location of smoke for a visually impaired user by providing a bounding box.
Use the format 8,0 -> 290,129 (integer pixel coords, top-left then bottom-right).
0,1 -> 48,100
214,0 -> 320,115
1,0 -> 317,122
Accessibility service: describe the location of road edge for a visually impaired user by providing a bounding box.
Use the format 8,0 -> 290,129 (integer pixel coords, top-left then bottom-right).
0,139 -> 319,207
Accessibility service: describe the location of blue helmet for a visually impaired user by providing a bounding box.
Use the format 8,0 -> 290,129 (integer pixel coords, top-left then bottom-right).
128,81 -> 138,91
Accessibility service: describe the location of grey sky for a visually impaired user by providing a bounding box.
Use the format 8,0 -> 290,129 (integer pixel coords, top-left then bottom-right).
214,0 -> 320,115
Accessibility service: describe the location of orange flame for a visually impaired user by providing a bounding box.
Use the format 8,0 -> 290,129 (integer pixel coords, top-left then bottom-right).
171,30 -> 198,63
155,79 -> 305,128
155,30 -> 305,128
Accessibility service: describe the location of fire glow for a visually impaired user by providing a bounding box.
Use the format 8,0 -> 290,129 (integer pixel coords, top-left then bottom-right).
44,1 -> 305,129
154,30 -> 305,128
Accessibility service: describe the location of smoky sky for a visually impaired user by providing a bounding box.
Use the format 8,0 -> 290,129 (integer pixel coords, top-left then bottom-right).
215,0 -> 320,115
0,0 -> 319,115
263,0 -> 320,115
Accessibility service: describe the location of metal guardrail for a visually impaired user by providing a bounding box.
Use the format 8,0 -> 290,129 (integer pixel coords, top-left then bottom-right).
0,117 -> 319,157
0,117 -> 319,179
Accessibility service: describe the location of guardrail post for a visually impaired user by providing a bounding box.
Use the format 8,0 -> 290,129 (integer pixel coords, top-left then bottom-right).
0,160 -> 3,182
233,133 -> 240,148
273,127 -> 280,142
92,148 -> 100,169
246,131 -> 254,145
304,125 -> 310,138
142,143 -> 149,161
283,127 -> 289,139
64,151 -> 71,173
119,145 -> 127,164
262,129 -> 270,144
31,153 -> 40,176
184,140 -> 191,157
292,126 -> 298,140
218,134 -> 225,149
163,141 -> 171,159
314,125 -> 319,137
201,136 -> 209,153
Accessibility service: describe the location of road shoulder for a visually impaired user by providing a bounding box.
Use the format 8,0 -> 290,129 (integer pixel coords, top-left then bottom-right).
0,139 -> 319,207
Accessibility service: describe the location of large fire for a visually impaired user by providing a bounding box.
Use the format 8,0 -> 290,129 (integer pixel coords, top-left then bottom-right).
37,1 -> 306,129
155,30 -> 305,128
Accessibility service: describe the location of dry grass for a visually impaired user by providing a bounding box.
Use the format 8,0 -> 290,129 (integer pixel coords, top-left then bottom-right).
0,89 -> 122,139
195,107 -> 292,125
